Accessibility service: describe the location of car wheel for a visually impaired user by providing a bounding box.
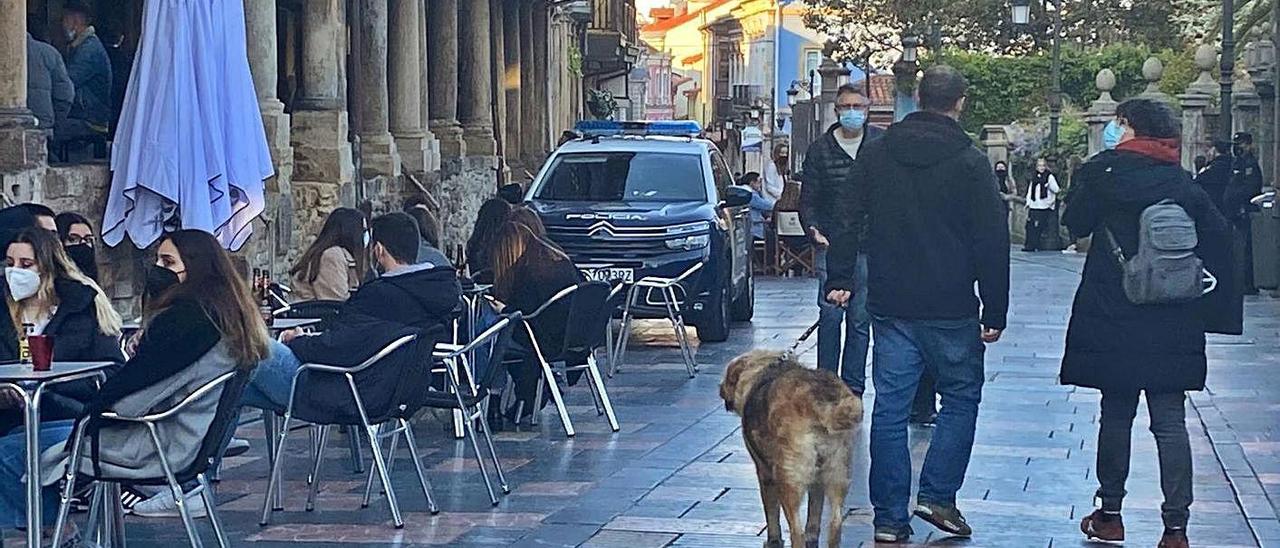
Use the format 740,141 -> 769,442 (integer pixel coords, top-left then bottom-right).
731,268 -> 755,322
696,277 -> 732,343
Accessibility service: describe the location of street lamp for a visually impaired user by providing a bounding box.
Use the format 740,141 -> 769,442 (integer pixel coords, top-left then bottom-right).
901,35 -> 919,64
786,82 -> 800,108
1012,0 -> 1063,154
1221,0 -> 1235,139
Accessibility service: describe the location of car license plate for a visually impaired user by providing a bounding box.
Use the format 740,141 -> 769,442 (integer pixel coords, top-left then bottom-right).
584,267 -> 634,284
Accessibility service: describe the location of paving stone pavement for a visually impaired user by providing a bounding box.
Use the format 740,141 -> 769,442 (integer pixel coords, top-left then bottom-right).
5,250 -> 1276,547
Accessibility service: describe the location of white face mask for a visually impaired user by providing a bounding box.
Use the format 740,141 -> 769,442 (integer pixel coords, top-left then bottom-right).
5,267 -> 40,302
363,231 -> 371,247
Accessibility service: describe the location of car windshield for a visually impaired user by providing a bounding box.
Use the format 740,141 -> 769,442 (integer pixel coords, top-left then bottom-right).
534,151 -> 706,202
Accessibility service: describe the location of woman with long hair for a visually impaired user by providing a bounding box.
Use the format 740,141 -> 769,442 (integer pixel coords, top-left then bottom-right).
404,205 -> 451,267
763,142 -> 790,201
465,198 -> 512,282
505,206 -> 548,237
22,230 -> 270,520
491,221 -> 583,420
53,211 -> 99,281
290,207 -> 367,301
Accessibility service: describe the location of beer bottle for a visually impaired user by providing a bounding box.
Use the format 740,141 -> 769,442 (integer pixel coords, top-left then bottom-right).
18,323 -> 34,364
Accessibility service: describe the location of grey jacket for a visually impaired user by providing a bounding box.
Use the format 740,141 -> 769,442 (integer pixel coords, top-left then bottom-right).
26,34 -> 74,130
65,27 -> 113,126
42,342 -> 237,484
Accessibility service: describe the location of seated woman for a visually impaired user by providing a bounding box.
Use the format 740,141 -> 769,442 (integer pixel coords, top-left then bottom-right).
290,207 -> 367,302
0,230 -> 270,523
0,229 -> 124,436
491,221 -> 583,420
736,172 -> 775,240
465,198 -> 511,283
54,212 -> 99,281
405,205 -> 451,267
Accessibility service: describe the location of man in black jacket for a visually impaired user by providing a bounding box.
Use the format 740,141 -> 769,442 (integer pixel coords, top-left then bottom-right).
799,83 -> 883,394
1226,132 -> 1264,294
825,66 -> 1010,543
1195,140 -> 1233,215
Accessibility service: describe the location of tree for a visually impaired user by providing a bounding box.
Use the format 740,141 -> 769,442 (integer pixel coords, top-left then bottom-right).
803,0 -> 1187,66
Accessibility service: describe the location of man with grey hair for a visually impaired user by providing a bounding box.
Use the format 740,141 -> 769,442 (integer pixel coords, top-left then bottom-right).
826,65 -> 1009,543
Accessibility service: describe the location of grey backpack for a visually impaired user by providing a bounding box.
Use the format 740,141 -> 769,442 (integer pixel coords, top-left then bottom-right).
1102,199 -> 1217,305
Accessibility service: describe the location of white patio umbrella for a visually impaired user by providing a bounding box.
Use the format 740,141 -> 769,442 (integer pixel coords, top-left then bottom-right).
103,0 -> 272,251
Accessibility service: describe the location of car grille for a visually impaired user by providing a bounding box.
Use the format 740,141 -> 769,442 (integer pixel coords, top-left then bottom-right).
545,222 -> 702,266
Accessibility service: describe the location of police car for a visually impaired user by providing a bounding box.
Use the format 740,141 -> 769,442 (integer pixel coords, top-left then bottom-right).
517,120 -> 755,342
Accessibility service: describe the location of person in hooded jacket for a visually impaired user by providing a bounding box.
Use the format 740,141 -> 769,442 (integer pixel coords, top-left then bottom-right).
824,65 -> 1009,543
799,83 -> 884,395
1061,98 -> 1235,548
245,213 -> 461,413
0,228 -> 122,436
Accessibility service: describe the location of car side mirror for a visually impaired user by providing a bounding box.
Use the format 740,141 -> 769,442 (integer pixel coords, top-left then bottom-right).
721,186 -> 753,208
498,183 -> 525,204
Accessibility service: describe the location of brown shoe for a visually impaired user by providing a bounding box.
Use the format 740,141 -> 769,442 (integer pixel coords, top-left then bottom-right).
1080,510 -> 1124,542
1158,528 -> 1189,548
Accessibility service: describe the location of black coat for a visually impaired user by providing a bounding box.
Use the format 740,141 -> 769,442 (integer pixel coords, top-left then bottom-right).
799,123 -> 884,243
825,111 -> 1010,330
1224,152 -> 1264,221
1060,149 -> 1237,393
500,255 -> 584,359
1196,154 -> 1233,216
0,278 -> 123,435
287,265 -> 460,424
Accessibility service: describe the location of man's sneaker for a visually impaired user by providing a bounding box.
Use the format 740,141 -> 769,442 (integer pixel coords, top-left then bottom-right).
914,502 -> 972,537
1158,528 -> 1189,548
1079,509 -> 1124,542
131,490 -> 208,518
224,437 -> 251,457
872,524 -> 912,543
909,411 -> 938,427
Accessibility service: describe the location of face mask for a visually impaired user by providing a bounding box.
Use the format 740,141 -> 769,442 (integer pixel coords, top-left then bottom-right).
64,28 -> 76,42
995,168 -> 1008,179
1102,119 -> 1124,150
1233,145 -> 1246,157
363,231 -> 371,248
5,267 -> 40,302
838,109 -> 866,131
145,264 -> 181,298
64,244 -> 98,281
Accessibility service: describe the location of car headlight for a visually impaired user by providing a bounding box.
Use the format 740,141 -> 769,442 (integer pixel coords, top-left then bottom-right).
666,234 -> 710,250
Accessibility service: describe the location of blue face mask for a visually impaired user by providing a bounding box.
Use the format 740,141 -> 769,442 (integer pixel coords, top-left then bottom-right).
1102,119 -> 1125,150
839,108 -> 867,131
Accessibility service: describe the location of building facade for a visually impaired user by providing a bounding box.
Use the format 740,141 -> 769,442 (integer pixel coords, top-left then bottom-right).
0,0 -> 637,310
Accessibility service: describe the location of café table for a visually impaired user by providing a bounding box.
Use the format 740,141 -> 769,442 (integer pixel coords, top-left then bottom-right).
122,317 -> 321,333
0,361 -> 117,548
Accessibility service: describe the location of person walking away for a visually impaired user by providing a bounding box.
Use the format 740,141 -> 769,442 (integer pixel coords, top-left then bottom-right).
763,143 -> 790,201
289,208 -> 368,302
1024,158 -> 1061,251
1195,140 -> 1233,216
1225,132 -> 1263,294
53,3 -> 112,156
26,32 -> 75,133
799,83 -> 883,394
1061,98 -> 1237,548
825,66 -> 1009,543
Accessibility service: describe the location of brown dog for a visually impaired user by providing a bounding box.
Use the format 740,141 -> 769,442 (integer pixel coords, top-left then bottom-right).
720,350 -> 863,548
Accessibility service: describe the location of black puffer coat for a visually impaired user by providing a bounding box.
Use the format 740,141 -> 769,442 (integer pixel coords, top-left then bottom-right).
1060,147 -> 1237,393
799,123 -> 884,243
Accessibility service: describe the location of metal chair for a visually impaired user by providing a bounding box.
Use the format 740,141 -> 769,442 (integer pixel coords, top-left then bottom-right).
51,370 -> 250,548
613,262 -> 702,378
259,333 -> 437,529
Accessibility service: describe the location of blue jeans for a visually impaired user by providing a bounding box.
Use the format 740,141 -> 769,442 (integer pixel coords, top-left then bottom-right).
0,420 -> 74,528
869,315 -> 985,528
242,339 -> 303,412
815,249 -> 870,393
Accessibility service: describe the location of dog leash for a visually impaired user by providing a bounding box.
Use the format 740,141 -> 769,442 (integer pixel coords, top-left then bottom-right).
783,318 -> 822,360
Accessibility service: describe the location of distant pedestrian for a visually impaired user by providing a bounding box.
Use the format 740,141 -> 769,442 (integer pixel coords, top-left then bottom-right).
1061,98 -> 1237,548
1195,140 -> 1233,215
53,3 -> 112,153
800,83 -> 883,394
735,172 -> 774,240
825,65 -> 1009,543
1023,157 -> 1061,251
1225,132 -> 1263,294
26,32 -> 75,131
763,142 -> 789,201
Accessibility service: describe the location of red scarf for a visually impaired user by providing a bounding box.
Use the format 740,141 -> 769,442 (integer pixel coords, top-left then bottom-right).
1116,137 -> 1181,164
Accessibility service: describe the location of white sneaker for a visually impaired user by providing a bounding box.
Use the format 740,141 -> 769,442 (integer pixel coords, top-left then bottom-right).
130,489 -> 208,519
224,437 -> 251,457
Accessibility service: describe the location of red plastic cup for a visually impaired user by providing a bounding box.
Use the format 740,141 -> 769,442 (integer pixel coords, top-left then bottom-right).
29,335 -> 53,371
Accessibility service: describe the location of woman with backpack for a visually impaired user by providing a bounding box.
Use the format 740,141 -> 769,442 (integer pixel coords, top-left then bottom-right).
1060,98 -> 1237,548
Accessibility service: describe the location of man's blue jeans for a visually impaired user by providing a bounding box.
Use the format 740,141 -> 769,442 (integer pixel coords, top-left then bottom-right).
815,249 -> 870,393
0,421 -> 74,528
869,315 -> 985,529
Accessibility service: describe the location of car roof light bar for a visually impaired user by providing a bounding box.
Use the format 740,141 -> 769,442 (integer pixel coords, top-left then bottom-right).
574,120 -> 703,138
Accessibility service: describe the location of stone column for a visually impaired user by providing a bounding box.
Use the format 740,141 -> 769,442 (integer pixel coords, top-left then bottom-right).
428,0 -> 465,158
519,2 -> 539,166
355,0 -> 399,177
291,0 -> 353,241
416,0 -> 439,172
244,0 -> 294,275
817,55 -> 850,130
0,0 -> 44,172
458,0 -> 496,156
1179,53 -> 1215,172
490,0 -> 508,172
981,125 -> 1011,166
1234,70 -> 1261,139
1249,39 -> 1277,182
531,2 -> 550,158
1085,69 -> 1119,158
389,0 -> 431,174
503,0 -> 523,173
1138,56 -> 1173,105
